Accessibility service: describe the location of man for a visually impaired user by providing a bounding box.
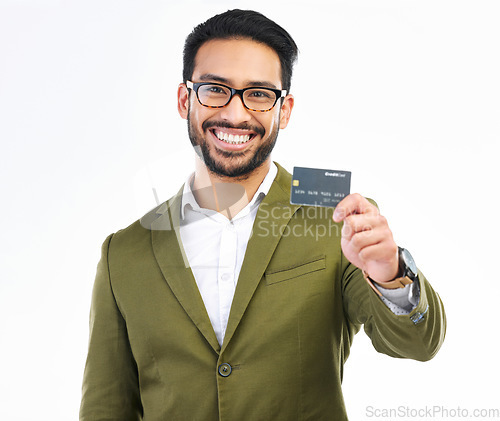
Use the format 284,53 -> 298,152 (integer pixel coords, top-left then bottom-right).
80,9 -> 446,421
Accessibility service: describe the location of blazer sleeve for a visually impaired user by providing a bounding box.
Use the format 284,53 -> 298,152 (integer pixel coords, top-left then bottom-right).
80,234 -> 143,421
341,253 -> 447,362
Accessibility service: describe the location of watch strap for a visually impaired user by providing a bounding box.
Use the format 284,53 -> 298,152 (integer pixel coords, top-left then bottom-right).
363,270 -> 414,297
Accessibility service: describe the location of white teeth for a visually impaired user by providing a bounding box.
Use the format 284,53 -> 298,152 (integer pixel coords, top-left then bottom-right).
215,130 -> 251,145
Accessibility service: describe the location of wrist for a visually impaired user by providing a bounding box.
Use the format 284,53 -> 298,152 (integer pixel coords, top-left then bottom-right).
362,247 -> 418,295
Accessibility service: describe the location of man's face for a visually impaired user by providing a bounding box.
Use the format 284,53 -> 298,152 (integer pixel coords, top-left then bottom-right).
177,38 -> 294,179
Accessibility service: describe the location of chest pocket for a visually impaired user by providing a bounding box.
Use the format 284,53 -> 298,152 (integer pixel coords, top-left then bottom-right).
265,255 -> 326,285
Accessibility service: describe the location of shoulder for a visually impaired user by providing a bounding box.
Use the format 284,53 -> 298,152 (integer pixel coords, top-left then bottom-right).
107,185 -> 184,251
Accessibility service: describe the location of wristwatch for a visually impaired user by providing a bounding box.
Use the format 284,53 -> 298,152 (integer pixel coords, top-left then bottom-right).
363,247 -> 418,293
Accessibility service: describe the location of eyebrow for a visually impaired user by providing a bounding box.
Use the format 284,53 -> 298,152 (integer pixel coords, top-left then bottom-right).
197,73 -> 280,90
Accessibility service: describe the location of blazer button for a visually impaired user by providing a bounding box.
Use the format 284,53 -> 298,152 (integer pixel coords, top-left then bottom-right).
218,363 -> 232,377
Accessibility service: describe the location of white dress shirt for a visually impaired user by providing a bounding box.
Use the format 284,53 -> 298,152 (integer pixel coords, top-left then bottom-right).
179,163 -> 417,346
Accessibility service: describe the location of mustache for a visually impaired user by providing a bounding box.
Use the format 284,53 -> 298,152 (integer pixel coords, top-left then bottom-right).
202,120 -> 265,137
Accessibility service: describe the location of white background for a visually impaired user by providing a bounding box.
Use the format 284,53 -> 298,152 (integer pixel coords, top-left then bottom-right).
1,1 -> 499,420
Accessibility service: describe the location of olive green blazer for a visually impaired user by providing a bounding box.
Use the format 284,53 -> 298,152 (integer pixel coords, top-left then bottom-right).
80,163 -> 446,421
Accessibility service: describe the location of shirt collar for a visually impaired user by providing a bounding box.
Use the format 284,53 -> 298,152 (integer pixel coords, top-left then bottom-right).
181,162 -> 278,220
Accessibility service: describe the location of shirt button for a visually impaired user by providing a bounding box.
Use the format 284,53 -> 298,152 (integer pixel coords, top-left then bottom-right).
218,363 -> 232,377
221,273 -> 231,282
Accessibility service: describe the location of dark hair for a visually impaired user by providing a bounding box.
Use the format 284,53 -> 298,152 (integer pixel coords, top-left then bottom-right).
183,9 -> 298,92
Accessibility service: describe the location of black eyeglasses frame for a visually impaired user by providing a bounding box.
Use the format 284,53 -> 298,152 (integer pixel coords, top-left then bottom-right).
186,80 -> 287,112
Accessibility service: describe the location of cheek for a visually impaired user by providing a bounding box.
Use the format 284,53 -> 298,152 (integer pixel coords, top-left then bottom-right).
188,105 -> 210,129
258,111 -> 279,133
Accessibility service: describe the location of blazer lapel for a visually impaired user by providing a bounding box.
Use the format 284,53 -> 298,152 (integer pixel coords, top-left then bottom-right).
221,164 -> 301,352
148,189 -> 220,354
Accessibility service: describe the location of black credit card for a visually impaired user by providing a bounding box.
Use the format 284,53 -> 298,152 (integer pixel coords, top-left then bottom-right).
290,166 -> 351,207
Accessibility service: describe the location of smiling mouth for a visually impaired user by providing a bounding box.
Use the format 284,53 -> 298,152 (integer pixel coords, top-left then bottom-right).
212,128 -> 254,145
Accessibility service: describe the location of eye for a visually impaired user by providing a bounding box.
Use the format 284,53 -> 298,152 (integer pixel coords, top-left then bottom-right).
199,84 -> 230,97
207,86 -> 226,94
248,89 -> 273,99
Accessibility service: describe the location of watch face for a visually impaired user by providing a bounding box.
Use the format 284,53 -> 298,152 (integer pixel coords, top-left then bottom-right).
401,248 -> 418,278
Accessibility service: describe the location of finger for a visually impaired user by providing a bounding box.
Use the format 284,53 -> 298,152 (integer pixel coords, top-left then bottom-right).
344,228 -> 388,254
341,214 -> 387,241
357,237 -> 398,263
333,193 -> 378,222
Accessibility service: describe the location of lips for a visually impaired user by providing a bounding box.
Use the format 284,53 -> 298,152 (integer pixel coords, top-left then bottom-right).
202,121 -> 264,152
213,129 -> 252,145
206,125 -> 259,152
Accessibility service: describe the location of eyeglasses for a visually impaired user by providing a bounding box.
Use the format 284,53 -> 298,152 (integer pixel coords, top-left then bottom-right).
186,80 -> 287,112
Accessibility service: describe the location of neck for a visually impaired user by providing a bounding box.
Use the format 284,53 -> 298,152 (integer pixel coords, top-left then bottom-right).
191,157 -> 271,219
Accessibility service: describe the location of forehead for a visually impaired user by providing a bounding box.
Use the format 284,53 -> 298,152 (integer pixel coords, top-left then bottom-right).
192,38 -> 282,88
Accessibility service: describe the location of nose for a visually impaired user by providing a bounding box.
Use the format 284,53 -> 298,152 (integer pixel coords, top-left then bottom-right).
219,93 -> 252,123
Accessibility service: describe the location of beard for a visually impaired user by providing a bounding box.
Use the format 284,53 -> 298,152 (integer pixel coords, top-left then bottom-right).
187,114 -> 279,180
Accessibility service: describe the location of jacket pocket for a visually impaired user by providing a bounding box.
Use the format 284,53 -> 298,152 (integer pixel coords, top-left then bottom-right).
265,255 -> 326,285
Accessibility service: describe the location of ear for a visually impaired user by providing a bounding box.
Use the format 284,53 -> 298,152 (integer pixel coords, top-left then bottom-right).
177,83 -> 190,120
279,94 -> 294,129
